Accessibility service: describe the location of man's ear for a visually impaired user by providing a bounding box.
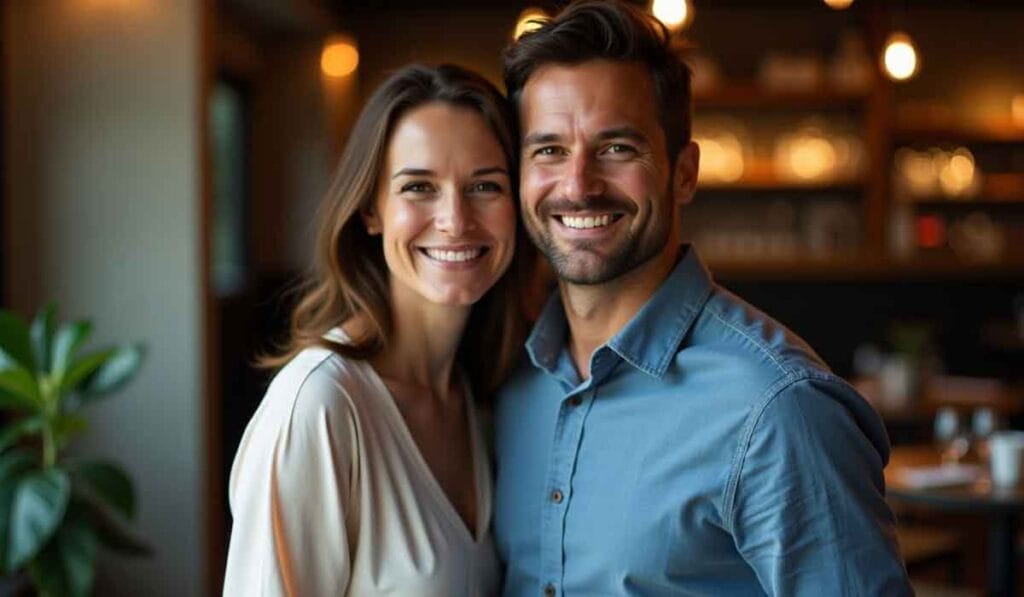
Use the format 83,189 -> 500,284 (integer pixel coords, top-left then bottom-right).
361,207 -> 381,235
672,141 -> 700,207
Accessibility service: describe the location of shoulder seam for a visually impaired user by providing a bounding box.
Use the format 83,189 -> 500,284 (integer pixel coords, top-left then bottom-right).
703,298 -> 793,377
720,372 -> 822,532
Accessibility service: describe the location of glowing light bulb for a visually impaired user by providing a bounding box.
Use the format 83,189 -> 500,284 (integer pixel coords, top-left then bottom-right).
514,8 -> 548,40
823,0 -> 855,8
882,32 -> 919,82
651,0 -> 692,31
321,36 -> 359,78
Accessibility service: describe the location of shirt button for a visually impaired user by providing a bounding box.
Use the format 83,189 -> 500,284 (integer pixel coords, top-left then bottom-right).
544,583 -> 556,597
568,395 -> 582,407
550,489 -> 563,504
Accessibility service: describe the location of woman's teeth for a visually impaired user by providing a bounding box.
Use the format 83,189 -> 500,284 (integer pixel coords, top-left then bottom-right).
560,214 -> 614,229
423,248 -> 483,262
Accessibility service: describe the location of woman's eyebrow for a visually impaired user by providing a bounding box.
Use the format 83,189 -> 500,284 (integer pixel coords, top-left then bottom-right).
391,167 -> 434,179
472,166 -> 509,177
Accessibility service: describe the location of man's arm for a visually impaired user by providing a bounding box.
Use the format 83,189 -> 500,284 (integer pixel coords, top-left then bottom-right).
727,375 -> 912,596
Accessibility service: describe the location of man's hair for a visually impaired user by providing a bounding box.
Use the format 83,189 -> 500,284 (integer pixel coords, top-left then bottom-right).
503,0 -> 692,162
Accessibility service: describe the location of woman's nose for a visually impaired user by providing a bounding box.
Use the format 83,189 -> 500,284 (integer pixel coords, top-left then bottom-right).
435,192 -> 473,237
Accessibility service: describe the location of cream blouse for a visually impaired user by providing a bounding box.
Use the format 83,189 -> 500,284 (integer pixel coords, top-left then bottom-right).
223,330 -> 499,596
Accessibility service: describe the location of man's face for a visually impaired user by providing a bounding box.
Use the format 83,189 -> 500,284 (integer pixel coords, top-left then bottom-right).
518,59 -> 696,285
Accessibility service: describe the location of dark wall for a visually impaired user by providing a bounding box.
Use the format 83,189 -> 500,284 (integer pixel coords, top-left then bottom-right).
723,278 -> 1024,380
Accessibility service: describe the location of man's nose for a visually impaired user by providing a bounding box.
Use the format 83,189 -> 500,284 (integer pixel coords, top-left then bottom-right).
435,191 -> 472,237
558,153 -> 605,201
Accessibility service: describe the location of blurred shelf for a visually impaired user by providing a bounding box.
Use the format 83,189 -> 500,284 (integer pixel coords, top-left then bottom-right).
699,177 -> 865,194
894,121 -> 1024,144
695,83 -> 868,109
900,174 -> 1024,205
707,254 -> 1024,280
906,197 -> 1024,207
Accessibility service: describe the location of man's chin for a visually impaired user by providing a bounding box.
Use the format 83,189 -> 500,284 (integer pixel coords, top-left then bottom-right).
549,252 -> 629,286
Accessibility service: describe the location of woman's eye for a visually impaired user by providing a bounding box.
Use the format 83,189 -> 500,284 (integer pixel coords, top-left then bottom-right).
400,181 -> 434,194
470,181 -> 503,194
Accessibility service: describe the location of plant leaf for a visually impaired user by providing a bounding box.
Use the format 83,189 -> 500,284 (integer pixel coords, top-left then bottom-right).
0,480 -> 20,575
50,321 -> 93,379
0,366 -> 40,411
70,487 -> 152,556
52,415 -> 89,452
6,469 -> 70,571
0,311 -> 37,374
0,451 -> 36,574
0,451 -> 35,484
0,416 -> 45,453
59,348 -> 115,397
71,460 -> 134,520
29,304 -> 57,376
79,344 -> 145,402
27,504 -> 97,597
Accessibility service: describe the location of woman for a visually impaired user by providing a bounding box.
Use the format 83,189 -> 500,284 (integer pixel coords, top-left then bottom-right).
223,64 -> 531,596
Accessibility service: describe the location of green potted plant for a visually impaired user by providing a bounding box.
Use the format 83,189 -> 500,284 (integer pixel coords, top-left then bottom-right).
0,304 -> 150,596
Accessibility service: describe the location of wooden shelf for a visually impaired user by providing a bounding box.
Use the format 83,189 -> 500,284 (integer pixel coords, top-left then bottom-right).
907,197 -> 1024,207
893,122 -> 1024,144
695,83 -> 868,110
699,179 -> 865,193
707,255 -> 1024,281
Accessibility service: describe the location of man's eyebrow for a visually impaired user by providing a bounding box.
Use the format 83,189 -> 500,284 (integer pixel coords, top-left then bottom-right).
473,166 -> 509,177
597,127 -> 647,143
391,167 -> 434,179
522,132 -> 562,147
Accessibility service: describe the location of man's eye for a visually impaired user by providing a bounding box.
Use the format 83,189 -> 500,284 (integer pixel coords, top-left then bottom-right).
401,182 -> 434,193
605,143 -> 636,155
533,146 -> 565,158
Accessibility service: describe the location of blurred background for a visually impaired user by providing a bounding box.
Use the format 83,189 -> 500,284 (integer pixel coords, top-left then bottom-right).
3,0 -> 1024,595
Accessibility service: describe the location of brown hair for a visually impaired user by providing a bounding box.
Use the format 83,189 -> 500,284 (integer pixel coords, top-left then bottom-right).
262,64 -> 533,397
503,0 -> 693,163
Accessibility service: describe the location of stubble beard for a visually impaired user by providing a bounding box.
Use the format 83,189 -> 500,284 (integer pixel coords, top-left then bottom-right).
524,196 -> 672,286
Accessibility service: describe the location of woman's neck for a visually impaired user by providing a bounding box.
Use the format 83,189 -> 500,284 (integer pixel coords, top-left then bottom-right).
368,282 -> 472,401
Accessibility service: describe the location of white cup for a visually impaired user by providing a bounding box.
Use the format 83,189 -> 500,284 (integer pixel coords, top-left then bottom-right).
989,431 -> 1024,488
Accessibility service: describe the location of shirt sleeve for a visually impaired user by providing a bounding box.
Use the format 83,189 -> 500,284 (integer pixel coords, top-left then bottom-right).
728,376 -> 912,596
223,365 -> 359,596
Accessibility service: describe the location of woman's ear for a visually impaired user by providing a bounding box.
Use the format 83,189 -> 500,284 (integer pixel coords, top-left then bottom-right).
362,207 -> 381,235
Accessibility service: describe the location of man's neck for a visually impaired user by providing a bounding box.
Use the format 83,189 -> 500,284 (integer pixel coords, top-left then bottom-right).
561,244 -> 682,380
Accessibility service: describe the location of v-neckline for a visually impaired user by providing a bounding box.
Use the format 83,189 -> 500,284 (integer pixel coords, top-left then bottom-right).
360,359 -> 489,544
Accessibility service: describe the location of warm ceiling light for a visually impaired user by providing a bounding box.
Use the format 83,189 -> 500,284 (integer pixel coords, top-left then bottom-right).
823,0 -> 855,9
321,36 -> 359,78
651,0 -> 693,31
882,32 -> 919,82
514,8 -> 548,40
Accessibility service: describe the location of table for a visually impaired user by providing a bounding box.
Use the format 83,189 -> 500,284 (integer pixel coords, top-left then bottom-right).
887,445 -> 1024,597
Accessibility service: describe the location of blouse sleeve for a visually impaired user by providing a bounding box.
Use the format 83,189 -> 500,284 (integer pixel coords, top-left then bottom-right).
223,360 -> 360,596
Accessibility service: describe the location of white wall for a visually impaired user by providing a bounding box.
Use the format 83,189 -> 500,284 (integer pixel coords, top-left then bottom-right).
4,1 -> 205,595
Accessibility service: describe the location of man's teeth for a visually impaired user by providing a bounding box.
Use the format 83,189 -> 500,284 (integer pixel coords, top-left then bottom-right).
561,214 -> 613,229
424,248 -> 483,262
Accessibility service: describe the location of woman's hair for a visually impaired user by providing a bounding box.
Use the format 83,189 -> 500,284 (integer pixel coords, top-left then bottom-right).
261,64 -> 534,398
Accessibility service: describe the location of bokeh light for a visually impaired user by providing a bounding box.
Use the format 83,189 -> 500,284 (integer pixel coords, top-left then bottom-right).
321,37 -> 359,78
882,32 -> 919,81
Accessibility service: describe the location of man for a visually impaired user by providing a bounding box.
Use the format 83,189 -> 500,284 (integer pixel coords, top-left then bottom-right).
492,1 -> 913,595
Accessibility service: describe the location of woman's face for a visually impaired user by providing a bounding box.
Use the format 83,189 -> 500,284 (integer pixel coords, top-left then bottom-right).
365,102 -> 516,308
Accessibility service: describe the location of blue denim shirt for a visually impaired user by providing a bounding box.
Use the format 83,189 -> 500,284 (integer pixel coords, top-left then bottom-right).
494,247 -> 911,596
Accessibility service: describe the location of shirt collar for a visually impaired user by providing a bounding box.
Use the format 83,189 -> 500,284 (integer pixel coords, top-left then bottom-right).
525,245 -> 714,379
